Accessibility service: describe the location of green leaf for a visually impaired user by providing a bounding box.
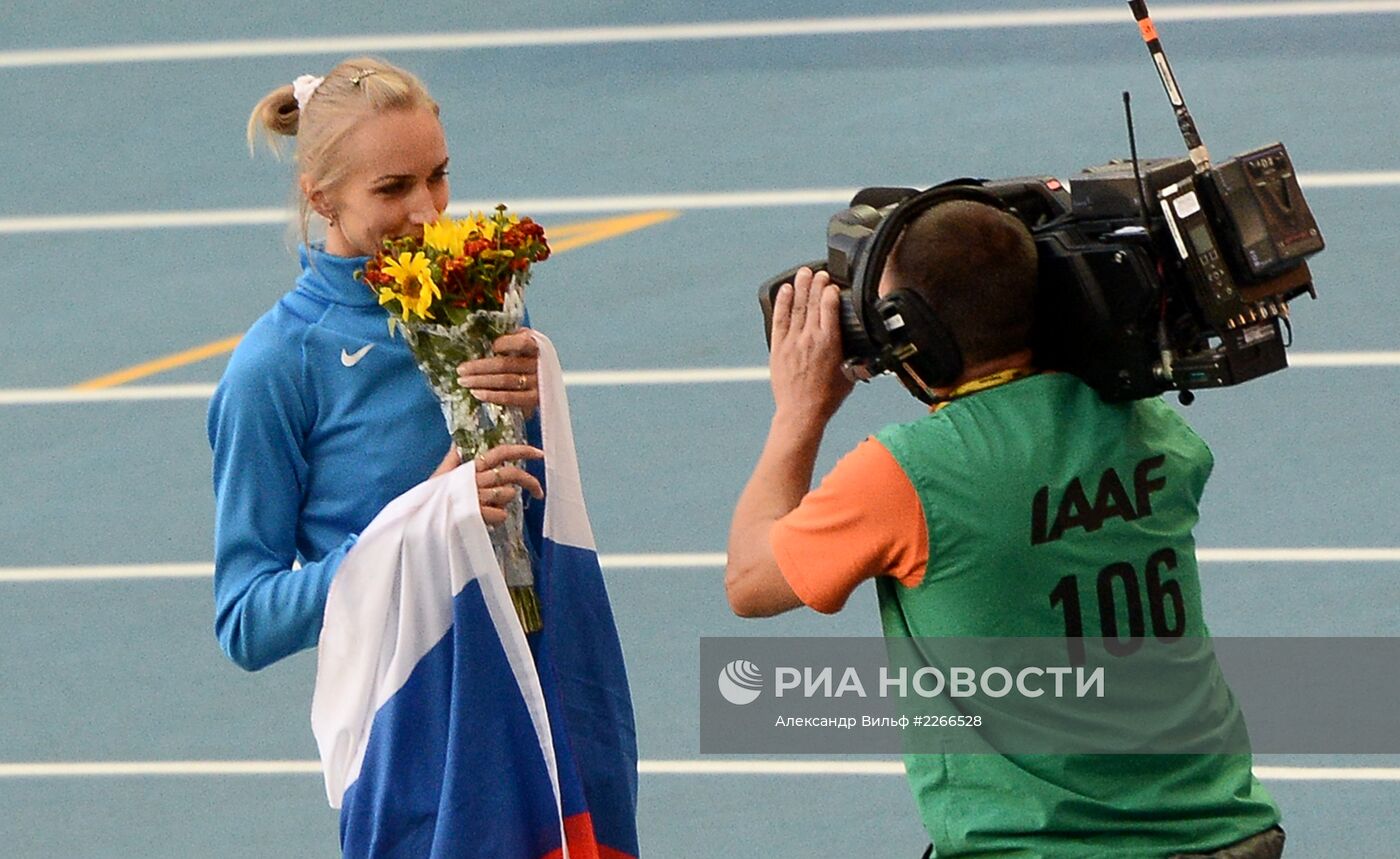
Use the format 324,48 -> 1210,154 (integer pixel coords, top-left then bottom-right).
444,304 -> 469,327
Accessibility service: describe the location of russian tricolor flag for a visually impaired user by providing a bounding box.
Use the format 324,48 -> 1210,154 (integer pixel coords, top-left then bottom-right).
312,334 -> 639,859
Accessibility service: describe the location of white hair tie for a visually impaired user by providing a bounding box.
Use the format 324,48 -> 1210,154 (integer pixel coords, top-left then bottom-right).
292,74 -> 325,111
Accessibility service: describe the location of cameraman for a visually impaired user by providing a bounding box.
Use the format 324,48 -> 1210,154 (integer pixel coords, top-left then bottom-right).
724,200 -> 1285,858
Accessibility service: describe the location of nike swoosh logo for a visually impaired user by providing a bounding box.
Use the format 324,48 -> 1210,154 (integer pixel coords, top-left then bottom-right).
340,344 -> 375,367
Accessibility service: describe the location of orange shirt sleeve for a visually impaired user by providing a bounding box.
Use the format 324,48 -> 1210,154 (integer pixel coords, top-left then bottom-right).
770,438 -> 928,614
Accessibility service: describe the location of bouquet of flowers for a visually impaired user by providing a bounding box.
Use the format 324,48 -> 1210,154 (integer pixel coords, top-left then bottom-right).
357,206 -> 551,632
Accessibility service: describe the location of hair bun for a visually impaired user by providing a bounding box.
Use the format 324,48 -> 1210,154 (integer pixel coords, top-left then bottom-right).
246,84 -> 300,155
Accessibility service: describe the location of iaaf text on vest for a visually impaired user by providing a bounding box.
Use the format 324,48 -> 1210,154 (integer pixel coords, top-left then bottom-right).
773,665 -> 1105,700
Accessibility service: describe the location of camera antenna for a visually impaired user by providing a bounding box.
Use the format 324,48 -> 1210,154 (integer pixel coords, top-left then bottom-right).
1122,89 -> 1178,394
1128,0 -> 1211,172
1122,91 -> 1153,227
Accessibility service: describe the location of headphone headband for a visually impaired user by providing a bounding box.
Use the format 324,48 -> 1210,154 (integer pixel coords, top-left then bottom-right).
846,180 -> 1010,402
849,180 -> 1009,338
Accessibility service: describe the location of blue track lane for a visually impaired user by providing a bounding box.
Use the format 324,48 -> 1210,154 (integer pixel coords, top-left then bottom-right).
1,4 -> 1396,858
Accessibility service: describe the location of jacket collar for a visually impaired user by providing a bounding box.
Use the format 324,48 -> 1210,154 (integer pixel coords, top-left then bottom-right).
295,244 -> 379,307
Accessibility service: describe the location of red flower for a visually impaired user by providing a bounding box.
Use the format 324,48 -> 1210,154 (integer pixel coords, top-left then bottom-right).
357,258 -> 397,288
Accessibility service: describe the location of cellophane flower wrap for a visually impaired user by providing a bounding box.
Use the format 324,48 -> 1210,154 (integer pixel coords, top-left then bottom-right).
357,206 -> 551,632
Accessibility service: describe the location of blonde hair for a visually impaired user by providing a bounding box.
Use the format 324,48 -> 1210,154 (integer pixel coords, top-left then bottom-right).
246,56 -> 440,245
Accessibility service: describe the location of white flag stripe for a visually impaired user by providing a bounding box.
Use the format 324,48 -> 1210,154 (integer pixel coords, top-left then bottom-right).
5,4 -> 1400,69
0,758 -> 1394,780
3,174 -> 1399,235
3,353 -> 1400,407
536,332 -> 600,551
2,549 -> 1396,583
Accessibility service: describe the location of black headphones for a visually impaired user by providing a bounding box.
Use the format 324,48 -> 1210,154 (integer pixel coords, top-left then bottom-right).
846,180 -> 1012,404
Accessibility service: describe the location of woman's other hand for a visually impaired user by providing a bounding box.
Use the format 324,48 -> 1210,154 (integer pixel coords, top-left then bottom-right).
428,444 -> 546,526
457,330 -> 541,416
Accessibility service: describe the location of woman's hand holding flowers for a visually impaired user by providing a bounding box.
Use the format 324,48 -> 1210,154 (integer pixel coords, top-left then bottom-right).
430,443 -> 545,526
457,331 -> 541,416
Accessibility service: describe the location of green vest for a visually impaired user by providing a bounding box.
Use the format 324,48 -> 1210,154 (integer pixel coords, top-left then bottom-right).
874,373 -> 1279,858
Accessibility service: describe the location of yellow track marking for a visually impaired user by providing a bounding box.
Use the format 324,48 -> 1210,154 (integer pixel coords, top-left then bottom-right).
71,210 -> 679,390
73,336 -> 244,391
548,209 -> 678,250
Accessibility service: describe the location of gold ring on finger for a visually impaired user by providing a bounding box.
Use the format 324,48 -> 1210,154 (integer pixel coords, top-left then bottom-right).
518,374 -> 528,390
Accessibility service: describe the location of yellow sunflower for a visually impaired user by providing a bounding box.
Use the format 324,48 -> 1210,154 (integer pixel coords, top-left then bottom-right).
422,217 -> 471,256
379,251 -> 440,321
464,213 -> 496,241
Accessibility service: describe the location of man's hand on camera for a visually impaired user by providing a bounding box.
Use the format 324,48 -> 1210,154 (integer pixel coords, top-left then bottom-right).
724,268 -> 854,619
768,267 -> 855,428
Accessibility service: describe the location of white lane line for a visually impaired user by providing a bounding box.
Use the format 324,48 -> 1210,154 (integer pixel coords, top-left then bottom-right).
0,563 -> 214,583
0,759 -> 1393,780
0,384 -> 218,405
0,368 -> 774,406
564,367 -> 771,386
595,553 -> 729,569
1288,351 -> 1400,367
643,761 -> 1400,781
647,760 -> 905,776
3,174 -> 1400,235
493,189 -> 861,215
1300,171 -> 1400,189
2,550 -> 1395,583
0,191 -> 857,235
1197,548 -> 1400,562
0,554 -> 731,583
0,208 -> 289,234
4,3 -> 1400,69
0,191 -> 856,235
0,761 -> 323,778
3,353 -> 1399,407
1254,767 -> 1400,781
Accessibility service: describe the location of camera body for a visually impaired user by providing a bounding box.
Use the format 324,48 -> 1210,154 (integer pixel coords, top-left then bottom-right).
759,142 -> 1324,403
